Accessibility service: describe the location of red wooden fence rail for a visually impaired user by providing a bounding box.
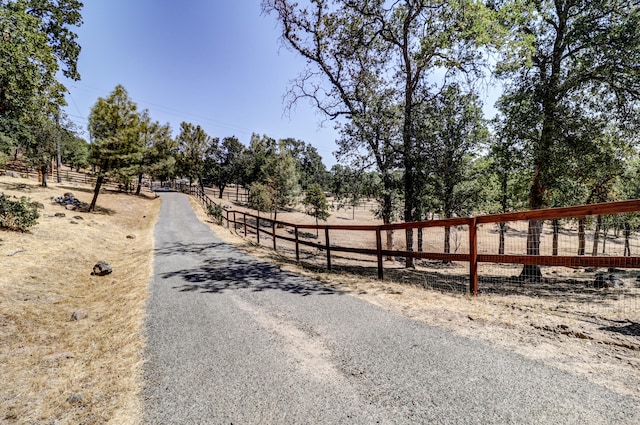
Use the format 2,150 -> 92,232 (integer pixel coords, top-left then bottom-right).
190,185 -> 640,295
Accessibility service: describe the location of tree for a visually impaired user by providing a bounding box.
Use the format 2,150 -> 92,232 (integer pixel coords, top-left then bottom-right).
263,146 -> 300,222
134,113 -> 176,195
280,138 -> 329,190
176,122 -> 213,187
486,130 -> 530,255
202,135 -> 245,198
88,85 -> 143,211
247,182 -> 273,232
61,129 -> 89,171
303,183 -> 329,236
495,0 -> 640,279
263,0 -> 499,268
416,85 -> 489,254
0,0 -> 82,124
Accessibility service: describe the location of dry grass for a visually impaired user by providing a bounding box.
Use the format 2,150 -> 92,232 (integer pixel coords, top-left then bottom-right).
0,175 -> 160,425
191,196 -> 640,403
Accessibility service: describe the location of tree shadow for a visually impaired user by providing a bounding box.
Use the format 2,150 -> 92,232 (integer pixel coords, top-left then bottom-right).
599,322 -> 640,336
155,242 -> 226,257
0,181 -> 41,192
157,245 -> 342,296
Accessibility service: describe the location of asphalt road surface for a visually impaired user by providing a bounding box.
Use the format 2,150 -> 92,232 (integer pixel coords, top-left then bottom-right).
143,192 -> 640,424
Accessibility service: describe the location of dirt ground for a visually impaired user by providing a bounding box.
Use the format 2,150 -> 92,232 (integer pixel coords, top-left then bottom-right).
0,175 -> 160,424
194,191 -> 640,403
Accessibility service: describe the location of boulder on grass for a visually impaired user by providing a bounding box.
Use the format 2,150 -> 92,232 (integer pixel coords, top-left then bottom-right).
91,261 -> 112,276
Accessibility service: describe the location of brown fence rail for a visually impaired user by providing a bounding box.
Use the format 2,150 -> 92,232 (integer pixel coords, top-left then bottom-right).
191,185 -> 640,296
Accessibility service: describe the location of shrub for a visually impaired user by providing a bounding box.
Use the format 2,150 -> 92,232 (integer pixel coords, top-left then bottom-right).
207,203 -> 224,225
0,193 -> 40,232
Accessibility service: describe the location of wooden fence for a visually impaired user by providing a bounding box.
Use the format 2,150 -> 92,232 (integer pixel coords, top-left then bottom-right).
191,185 -> 640,295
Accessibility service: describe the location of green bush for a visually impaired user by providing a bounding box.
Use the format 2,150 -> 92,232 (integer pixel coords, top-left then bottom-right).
207,203 -> 224,225
0,193 -> 40,232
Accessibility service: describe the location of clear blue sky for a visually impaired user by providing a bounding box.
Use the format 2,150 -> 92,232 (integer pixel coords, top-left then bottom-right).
62,0 -> 341,166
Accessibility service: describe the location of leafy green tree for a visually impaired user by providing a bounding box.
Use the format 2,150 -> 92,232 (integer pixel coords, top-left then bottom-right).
0,0 -> 82,124
134,113 -> 176,195
202,135 -> 245,198
61,129 -> 89,171
415,85 -> 489,254
88,85 -> 143,211
495,0 -> 640,278
263,0 -> 500,268
263,147 -> 300,222
247,182 -> 273,221
245,133 -> 276,186
24,114 -> 59,187
176,122 -> 213,187
303,183 -> 329,236
485,131 -> 530,254
280,138 -> 329,190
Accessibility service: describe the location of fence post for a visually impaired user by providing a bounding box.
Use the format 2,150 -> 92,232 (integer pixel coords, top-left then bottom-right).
243,213 -> 247,237
272,221 -> 277,251
226,210 -> 229,228
469,217 -> 478,296
376,228 -> 383,280
256,215 -> 260,245
325,226 -> 332,271
295,226 -> 300,262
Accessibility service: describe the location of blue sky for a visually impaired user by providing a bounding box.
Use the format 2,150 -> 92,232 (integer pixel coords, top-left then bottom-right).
62,0 -> 341,166
61,1 -> 501,168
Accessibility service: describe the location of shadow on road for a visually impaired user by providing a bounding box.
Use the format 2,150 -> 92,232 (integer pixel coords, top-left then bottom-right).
155,242 -> 226,256
158,243 -> 342,296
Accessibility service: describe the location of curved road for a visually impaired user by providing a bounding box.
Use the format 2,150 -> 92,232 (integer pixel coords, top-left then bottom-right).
143,192 -> 640,424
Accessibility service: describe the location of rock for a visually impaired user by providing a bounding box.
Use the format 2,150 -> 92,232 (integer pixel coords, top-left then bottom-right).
91,261 -> 112,276
71,310 -> 88,321
5,171 -> 19,178
69,220 -> 78,224
73,216 -> 84,220
608,267 -> 625,273
585,267 -> 596,273
594,273 -> 625,289
65,204 -> 77,211
66,393 -> 83,404
54,212 -> 66,218
63,192 -> 74,198
35,202 -> 45,209
126,234 -> 136,239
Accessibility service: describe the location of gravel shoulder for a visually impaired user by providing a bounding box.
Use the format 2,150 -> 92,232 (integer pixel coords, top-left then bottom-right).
143,192 -> 640,424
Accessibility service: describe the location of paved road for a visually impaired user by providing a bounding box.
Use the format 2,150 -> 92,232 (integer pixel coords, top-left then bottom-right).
143,192 -> 640,424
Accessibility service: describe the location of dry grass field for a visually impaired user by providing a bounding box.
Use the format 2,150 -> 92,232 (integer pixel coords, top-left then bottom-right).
0,175 -> 160,424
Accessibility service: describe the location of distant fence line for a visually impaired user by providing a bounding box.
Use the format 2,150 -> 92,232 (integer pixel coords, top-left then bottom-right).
190,185 -> 640,296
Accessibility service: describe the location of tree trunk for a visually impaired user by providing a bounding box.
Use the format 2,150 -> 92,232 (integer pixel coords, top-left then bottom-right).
552,219 -> 559,256
520,220 -> 543,280
135,173 -> 143,196
577,217 -> 586,256
40,164 -> 48,188
417,227 -> 423,252
444,226 -> 451,254
89,175 -> 105,212
624,222 -> 631,256
591,215 -> 602,257
218,184 -> 225,199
